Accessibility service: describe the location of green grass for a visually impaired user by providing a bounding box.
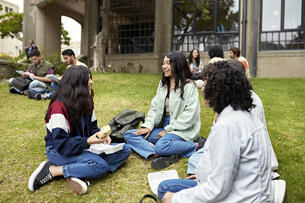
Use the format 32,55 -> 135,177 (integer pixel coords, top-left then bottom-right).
0,73 -> 304,202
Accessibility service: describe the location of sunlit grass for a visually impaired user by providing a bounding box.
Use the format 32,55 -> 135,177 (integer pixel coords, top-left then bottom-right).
0,73 -> 304,202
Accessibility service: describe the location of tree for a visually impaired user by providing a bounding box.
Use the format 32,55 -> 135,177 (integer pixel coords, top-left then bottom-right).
0,12 -> 23,40
61,23 -> 71,46
0,11 -> 71,46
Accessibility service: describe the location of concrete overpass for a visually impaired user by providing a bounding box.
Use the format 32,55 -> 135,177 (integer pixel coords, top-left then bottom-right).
23,0 -> 99,66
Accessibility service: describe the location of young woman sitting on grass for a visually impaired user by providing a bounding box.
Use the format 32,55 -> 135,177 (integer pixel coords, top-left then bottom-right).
28,66 -> 131,195
158,61 -> 273,203
124,51 -> 203,170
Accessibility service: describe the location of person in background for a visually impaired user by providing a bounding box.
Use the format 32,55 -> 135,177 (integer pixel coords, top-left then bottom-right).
28,66 -> 131,195
38,49 -> 89,100
158,61 -> 273,203
9,49 -> 55,100
187,48 -> 203,80
208,45 -> 224,64
62,49 -> 88,68
229,47 -> 250,79
25,40 -> 38,61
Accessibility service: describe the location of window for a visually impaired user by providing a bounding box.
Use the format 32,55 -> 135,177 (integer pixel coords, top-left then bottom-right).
172,0 -> 240,52
5,6 -> 9,13
105,0 -> 155,54
260,0 -> 305,50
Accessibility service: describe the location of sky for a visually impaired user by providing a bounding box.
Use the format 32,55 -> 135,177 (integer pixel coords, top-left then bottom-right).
5,0 -> 81,42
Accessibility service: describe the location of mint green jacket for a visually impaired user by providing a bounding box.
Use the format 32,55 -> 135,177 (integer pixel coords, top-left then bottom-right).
141,80 -> 201,142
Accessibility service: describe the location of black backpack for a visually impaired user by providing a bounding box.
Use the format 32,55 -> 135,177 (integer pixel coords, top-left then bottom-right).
108,108 -> 145,142
10,77 -> 32,90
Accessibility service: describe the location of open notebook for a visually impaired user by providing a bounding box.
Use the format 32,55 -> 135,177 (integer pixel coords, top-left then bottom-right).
147,170 -> 179,195
88,143 -> 125,155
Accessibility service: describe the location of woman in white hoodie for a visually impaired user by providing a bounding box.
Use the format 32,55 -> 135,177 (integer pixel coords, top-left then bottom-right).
158,61 -> 273,203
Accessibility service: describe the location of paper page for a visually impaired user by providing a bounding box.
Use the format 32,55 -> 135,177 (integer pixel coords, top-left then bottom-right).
147,170 -> 179,195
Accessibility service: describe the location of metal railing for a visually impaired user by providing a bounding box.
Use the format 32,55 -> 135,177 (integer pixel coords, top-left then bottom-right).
172,31 -> 240,52
260,28 -> 305,50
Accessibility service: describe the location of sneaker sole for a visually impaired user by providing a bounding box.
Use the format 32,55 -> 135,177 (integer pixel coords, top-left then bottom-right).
151,155 -> 179,170
66,178 -> 88,195
28,161 -> 48,192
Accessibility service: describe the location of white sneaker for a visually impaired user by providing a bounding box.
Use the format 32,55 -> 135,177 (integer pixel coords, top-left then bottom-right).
66,177 -> 88,195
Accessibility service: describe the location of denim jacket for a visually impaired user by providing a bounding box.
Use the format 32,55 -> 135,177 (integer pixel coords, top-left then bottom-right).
141,80 -> 201,141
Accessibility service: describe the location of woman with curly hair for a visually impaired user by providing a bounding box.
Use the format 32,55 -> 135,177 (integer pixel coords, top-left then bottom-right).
28,66 -> 131,195
187,48 -> 203,80
124,51 -> 201,170
158,61 -> 273,203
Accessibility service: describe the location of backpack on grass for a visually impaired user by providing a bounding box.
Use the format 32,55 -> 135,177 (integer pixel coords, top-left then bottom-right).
108,108 -> 145,142
10,77 -> 32,90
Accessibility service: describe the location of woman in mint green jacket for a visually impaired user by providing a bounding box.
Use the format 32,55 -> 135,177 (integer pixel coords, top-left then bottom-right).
124,51 -> 201,169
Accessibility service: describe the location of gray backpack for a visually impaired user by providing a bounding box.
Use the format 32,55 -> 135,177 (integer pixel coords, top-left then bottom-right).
108,108 -> 145,142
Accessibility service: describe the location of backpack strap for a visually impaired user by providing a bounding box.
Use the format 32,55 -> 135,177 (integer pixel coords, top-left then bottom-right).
139,194 -> 160,203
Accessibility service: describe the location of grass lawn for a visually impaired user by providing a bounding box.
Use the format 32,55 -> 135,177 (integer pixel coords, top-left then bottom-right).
0,73 -> 304,202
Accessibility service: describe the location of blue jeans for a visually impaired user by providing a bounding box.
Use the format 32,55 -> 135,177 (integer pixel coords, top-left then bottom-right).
158,179 -> 197,200
46,144 -> 131,179
187,148 -> 204,174
49,82 -> 58,97
28,80 -> 49,98
124,117 -> 196,159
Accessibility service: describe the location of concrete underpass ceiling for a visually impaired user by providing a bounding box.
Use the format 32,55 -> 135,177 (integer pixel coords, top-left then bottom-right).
35,0 -> 85,25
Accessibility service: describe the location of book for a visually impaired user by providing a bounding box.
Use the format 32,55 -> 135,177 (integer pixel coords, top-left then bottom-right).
46,74 -> 61,83
16,70 -> 34,80
88,143 -> 125,155
147,170 -> 179,195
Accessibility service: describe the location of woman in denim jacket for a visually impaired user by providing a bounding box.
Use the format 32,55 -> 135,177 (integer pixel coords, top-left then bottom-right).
124,51 -> 202,169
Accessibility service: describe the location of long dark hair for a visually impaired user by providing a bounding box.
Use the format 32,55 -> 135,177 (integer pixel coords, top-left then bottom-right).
161,51 -> 192,99
45,65 -> 93,126
202,61 -> 254,114
187,48 -> 200,67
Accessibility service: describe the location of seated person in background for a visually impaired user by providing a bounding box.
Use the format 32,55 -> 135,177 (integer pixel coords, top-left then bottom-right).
229,47 -> 250,79
158,61 -> 273,203
207,45 -> 224,64
187,48 -> 203,80
187,60 -> 279,176
28,66 -> 131,195
62,49 -> 88,69
9,49 -> 55,100
42,49 -> 89,100
124,51 -> 202,170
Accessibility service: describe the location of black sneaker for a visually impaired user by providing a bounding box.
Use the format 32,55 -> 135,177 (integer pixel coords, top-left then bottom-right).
195,137 -> 206,151
28,161 -> 54,192
66,177 -> 90,195
151,154 -> 179,170
9,88 -> 18,94
34,93 -> 42,100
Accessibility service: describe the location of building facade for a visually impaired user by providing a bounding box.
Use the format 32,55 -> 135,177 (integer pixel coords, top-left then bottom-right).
0,0 -> 23,57
23,0 -> 305,77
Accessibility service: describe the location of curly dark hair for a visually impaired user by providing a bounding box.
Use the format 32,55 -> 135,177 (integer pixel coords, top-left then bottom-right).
45,65 -> 93,126
202,61 -> 254,114
161,51 -> 192,99
187,48 -> 200,67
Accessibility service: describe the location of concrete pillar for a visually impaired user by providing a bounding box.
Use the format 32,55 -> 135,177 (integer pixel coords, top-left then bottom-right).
245,0 -> 261,77
23,1 -> 37,49
154,0 -> 173,68
23,1 -> 61,55
83,0 -> 99,67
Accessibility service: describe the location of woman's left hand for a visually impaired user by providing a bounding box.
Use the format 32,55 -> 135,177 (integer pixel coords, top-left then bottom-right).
158,130 -> 167,139
162,192 -> 175,203
103,136 -> 112,145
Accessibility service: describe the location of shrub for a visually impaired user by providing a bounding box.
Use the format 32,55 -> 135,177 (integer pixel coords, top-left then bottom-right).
43,53 -> 66,75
